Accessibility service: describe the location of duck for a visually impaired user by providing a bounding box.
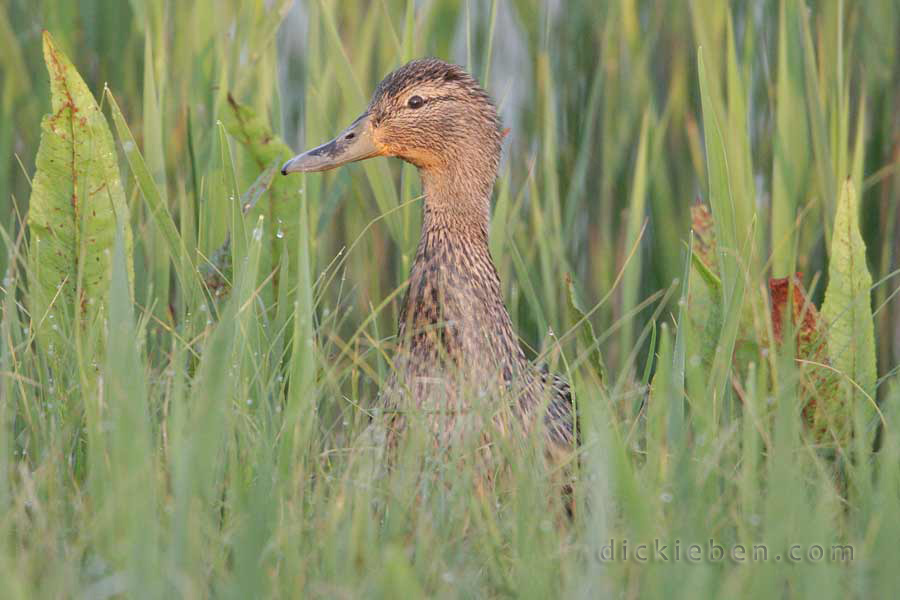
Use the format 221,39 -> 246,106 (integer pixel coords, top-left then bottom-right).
282,58 -> 576,459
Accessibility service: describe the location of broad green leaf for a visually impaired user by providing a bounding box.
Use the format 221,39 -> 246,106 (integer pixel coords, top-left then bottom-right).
821,180 -> 877,442
27,31 -> 133,350
697,48 -> 737,294
282,189 -> 317,468
724,11 -> 757,257
685,205 -> 722,395
697,46 -> 748,414
771,0 -> 810,276
171,216 -> 264,581
564,274 -> 607,384
107,89 -> 202,309
142,30 -> 171,321
800,9 -> 836,246
620,110 -> 650,358
99,222 -> 160,593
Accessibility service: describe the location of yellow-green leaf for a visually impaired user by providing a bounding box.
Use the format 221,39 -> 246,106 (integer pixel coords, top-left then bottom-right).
820,180 -> 877,442
27,31 -> 133,349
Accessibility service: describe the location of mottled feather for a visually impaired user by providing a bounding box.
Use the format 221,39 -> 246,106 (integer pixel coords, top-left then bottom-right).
362,59 -> 576,455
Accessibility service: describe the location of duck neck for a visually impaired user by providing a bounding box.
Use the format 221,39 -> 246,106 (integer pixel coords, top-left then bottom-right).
396,164 -> 526,377
418,162 -> 494,236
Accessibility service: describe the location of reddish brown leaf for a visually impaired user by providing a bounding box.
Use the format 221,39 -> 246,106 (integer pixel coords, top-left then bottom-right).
768,273 -> 839,441
769,274 -> 821,346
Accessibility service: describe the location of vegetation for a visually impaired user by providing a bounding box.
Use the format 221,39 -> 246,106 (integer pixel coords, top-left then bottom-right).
1,0 -> 898,597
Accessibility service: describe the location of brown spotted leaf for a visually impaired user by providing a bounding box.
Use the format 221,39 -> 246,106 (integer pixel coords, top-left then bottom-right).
819,180 -> 877,445
27,32 -> 133,350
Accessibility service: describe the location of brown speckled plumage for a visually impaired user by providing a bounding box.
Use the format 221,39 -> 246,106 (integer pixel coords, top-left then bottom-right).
284,58 -> 576,456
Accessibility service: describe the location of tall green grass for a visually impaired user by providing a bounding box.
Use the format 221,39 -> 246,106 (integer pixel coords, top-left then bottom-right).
1,0 -> 899,597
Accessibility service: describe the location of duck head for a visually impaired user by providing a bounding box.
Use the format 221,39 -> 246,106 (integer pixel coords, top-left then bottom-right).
281,58 -> 502,185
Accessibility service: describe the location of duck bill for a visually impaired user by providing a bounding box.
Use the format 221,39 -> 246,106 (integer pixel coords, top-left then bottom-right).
281,112 -> 380,175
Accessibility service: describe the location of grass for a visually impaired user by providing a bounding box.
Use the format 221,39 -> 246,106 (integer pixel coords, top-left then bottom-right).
1,0 -> 899,597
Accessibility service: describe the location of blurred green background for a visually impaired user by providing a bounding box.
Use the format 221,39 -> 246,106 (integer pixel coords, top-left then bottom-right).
3,0 -> 897,377
3,0 -> 899,365
2,0 -> 899,597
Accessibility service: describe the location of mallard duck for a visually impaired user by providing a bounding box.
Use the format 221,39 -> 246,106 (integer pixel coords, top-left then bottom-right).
282,58 -> 575,456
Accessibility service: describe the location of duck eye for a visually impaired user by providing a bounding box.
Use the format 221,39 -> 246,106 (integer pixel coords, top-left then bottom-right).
407,95 -> 425,109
